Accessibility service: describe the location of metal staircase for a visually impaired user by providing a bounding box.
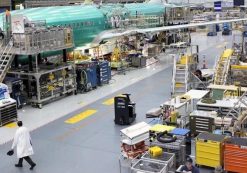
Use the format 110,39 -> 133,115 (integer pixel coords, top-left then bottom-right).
0,39 -> 14,82
171,56 -> 189,96
226,91 -> 247,119
213,49 -> 233,85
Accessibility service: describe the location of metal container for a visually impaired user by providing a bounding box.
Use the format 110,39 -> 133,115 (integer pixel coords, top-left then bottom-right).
141,151 -> 175,170
131,159 -> 168,173
151,135 -> 186,167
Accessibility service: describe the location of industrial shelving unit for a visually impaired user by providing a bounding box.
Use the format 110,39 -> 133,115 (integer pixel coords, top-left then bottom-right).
8,64 -> 76,108
1,18 -> 75,108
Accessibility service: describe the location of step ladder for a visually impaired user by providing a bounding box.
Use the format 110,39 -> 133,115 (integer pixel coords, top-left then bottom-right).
171,56 -> 189,97
226,91 -> 247,119
214,49 -> 232,85
0,39 -> 14,82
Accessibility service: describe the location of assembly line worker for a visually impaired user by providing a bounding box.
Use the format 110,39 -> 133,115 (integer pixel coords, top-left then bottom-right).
180,157 -> 200,173
10,121 -> 36,170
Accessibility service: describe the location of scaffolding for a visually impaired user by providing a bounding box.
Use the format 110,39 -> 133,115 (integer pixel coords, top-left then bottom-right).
0,18 -> 76,108
10,26 -> 73,55
109,15 -> 165,29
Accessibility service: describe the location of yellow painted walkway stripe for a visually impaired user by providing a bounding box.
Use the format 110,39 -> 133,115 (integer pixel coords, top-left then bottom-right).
5,122 -> 17,128
102,98 -> 115,105
65,109 -> 97,124
102,94 -> 124,106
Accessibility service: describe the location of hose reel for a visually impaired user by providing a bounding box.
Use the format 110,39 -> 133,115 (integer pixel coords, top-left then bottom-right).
157,131 -> 177,143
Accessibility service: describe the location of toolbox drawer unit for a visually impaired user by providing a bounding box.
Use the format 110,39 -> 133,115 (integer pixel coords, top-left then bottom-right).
0,99 -> 18,126
224,137 -> 247,173
196,132 -> 225,168
190,116 -> 215,136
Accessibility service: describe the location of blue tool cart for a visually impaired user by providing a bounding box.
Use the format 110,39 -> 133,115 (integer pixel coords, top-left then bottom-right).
76,61 -> 97,92
97,60 -> 111,86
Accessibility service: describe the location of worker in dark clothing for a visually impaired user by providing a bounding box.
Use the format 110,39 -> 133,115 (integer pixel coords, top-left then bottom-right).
180,157 -> 200,173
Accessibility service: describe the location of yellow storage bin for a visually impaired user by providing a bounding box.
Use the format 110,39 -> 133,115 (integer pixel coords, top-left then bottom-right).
150,124 -> 175,133
149,146 -> 163,157
195,132 -> 226,168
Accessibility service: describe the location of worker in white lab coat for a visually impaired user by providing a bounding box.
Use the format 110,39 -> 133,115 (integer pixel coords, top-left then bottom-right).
11,121 -> 36,170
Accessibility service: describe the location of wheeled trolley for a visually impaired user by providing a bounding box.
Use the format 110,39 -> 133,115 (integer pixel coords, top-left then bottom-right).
224,137 -> 247,173
196,132 -> 225,168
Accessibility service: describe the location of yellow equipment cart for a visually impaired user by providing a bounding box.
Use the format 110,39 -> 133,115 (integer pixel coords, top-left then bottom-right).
196,132 -> 226,168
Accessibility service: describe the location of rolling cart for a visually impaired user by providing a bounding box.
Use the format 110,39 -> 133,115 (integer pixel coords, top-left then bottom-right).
224,137 -> 247,173
195,132 -> 226,169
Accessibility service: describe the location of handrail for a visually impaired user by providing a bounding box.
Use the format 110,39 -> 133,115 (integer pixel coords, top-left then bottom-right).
190,72 -> 207,90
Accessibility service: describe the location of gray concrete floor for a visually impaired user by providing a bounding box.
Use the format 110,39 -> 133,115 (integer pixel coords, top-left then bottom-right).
0,31 -> 241,173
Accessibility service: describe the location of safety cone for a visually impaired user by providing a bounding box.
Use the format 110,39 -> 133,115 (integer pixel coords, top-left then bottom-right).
202,56 -> 207,69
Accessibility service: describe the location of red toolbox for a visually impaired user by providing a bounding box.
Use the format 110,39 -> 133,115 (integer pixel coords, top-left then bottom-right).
224,137 -> 247,173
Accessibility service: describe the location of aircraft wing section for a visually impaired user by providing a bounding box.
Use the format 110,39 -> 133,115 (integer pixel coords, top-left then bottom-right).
96,18 -> 247,41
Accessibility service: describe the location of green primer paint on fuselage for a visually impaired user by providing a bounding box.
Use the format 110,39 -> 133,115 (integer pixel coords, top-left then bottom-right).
0,3 -> 166,61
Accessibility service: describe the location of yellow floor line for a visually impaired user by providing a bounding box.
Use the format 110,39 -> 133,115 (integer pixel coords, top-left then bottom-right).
65,109 -> 97,124
102,94 -> 123,106
5,122 -> 17,128
102,98 -> 115,105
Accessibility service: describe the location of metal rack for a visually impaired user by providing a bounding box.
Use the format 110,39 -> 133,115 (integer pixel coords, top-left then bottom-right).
131,159 -> 168,173
150,136 -> 186,167
141,151 -> 175,171
8,64 -> 76,108
0,18 -> 76,108
11,26 -> 73,55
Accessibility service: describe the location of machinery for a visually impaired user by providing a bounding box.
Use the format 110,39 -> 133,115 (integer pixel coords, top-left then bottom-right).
222,23 -> 232,35
120,122 -> 150,159
110,46 -> 128,69
8,64 -> 76,109
150,134 -> 186,167
4,77 -> 26,109
76,61 -> 97,92
114,94 -> 136,125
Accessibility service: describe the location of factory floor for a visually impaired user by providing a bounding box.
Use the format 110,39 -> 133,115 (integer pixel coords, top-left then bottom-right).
0,31 -> 241,173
